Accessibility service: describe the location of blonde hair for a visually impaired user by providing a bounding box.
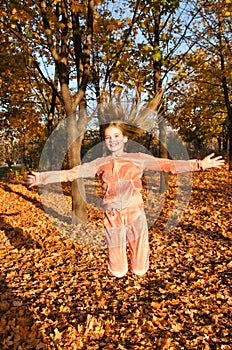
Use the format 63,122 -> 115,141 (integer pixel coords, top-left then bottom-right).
99,89 -> 164,136
102,121 -> 143,140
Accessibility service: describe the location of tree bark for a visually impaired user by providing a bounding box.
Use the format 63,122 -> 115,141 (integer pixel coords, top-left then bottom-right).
67,113 -> 87,223
153,8 -> 169,192
221,77 -> 232,170
218,26 -> 231,170
158,118 -> 169,192
229,112 -> 232,171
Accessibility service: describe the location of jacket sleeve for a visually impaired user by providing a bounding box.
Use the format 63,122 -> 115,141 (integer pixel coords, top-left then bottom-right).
33,159 -> 100,185
136,153 -> 204,173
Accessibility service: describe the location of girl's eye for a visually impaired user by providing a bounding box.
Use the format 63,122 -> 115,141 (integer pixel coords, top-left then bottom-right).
105,134 -> 120,139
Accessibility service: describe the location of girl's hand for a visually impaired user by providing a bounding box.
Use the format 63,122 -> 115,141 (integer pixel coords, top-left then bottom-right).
25,171 -> 38,188
201,153 -> 225,170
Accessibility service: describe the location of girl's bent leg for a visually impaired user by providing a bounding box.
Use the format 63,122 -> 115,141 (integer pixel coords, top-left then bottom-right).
126,209 -> 150,276
104,215 -> 128,278
107,244 -> 128,278
128,231 -> 150,276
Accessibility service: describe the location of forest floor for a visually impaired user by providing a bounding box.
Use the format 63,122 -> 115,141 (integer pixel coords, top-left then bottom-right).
0,167 -> 231,350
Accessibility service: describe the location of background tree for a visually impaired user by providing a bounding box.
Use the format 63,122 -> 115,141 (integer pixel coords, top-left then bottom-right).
0,30 -> 46,168
38,0 -> 96,223
167,0 -> 232,167
1,0 -> 96,222
167,49 -> 229,153
125,0 -> 205,190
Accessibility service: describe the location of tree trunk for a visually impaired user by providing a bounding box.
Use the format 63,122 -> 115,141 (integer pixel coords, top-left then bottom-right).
153,8 -> 169,192
67,113 -> 87,223
39,0 -> 93,222
229,115 -> 232,171
221,77 -> 232,170
218,35 -> 231,169
158,118 -> 169,192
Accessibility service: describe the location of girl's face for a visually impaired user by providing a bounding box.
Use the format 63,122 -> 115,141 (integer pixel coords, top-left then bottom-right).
104,126 -> 128,156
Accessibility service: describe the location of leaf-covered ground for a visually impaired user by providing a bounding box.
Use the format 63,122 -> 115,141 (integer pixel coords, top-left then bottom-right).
0,168 -> 231,349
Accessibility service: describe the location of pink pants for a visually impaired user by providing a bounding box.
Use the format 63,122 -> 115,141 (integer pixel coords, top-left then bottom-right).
104,206 -> 150,278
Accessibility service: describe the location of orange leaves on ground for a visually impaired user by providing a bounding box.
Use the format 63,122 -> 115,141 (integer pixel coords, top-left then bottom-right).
0,168 -> 231,349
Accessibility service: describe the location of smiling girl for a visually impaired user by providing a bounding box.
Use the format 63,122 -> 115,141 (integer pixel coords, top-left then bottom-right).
26,121 -> 225,278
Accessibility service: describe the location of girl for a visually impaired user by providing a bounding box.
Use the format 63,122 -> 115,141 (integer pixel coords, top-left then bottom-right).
26,121 -> 225,278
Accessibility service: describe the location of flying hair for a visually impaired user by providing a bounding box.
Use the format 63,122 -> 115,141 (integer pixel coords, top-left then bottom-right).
98,88 -> 164,139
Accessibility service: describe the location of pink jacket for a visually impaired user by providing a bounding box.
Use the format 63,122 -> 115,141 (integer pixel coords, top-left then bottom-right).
34,152 -> 203,211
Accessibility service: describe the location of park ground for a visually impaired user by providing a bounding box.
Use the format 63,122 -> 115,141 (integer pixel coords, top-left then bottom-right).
0,167 -> 231,349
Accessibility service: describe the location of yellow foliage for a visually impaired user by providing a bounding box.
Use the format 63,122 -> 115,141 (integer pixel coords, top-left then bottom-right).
106,24 -> 115,31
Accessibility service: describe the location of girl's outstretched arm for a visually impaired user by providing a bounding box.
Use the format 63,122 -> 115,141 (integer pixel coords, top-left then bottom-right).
25,158 -> 103,188
163,153 -> 225,173
135,152 -> 225,173
25,167 -> 80,188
